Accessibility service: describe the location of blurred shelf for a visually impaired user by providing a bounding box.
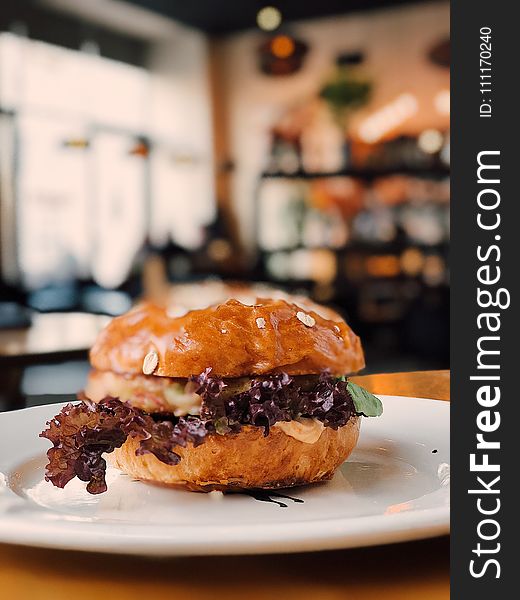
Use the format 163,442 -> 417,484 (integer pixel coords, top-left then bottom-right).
260,166 -> 450,181
258,240 -> 449,253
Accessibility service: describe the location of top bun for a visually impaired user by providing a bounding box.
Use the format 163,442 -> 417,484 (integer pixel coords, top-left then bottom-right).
90,298 -> 365,378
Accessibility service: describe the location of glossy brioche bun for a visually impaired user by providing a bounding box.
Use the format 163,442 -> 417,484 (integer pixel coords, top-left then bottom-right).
108,417 -> 360,491
90,298 -> 364,378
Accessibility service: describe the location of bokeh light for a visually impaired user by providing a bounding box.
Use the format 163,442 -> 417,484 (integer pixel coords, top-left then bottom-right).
257,6 -> 282,31
271,35 -> 295,59
435,89 -> 450,115
418,129 -> 444,154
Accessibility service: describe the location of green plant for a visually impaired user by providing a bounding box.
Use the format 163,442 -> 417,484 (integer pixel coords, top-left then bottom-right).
320,69 -> 372,127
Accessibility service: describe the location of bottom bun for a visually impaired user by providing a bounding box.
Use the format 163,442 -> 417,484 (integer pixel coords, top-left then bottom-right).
108,417 -> 360,491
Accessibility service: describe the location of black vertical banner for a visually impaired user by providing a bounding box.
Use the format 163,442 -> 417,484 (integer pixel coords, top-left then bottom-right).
452,0 -> 517,596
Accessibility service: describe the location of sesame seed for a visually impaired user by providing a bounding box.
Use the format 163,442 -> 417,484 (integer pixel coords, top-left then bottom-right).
256,317 -> 266,329
221,329 -> 228,334
166,305 -> 188,318
296,311 -> 315,327
142,351 -> 159,375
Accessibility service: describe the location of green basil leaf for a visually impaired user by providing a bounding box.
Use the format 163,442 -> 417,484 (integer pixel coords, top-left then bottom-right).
346,381 -> 383,417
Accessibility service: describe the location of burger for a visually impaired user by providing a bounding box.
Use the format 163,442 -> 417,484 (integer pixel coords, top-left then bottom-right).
40,297 -> 382,494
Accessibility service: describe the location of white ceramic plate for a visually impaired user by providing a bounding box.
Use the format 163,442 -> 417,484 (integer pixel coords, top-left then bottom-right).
0,395 -> 449,556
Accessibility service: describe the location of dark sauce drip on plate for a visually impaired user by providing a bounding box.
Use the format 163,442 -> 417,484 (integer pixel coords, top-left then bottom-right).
229,489 -> 304,508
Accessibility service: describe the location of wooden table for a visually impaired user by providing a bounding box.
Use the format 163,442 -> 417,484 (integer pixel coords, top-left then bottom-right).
0,370 -> 450,600
0,312 -> 110,365
0,312 -> 109,410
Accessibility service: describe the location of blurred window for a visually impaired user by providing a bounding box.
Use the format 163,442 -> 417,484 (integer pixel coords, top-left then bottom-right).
0,32 -> 214,290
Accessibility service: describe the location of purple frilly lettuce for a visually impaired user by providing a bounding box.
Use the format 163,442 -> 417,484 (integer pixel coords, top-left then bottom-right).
41,371 -> 359,494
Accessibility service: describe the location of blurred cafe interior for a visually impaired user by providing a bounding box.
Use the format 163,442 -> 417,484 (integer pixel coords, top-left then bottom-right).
0,0 -> 449,410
